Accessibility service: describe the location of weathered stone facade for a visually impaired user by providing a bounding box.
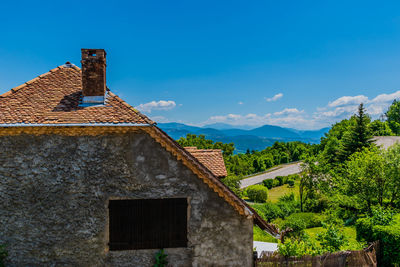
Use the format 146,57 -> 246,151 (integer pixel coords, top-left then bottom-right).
0,131 -> 253,266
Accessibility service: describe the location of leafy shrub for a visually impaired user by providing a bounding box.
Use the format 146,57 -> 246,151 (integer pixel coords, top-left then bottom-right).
252,202 -> 284,222
371,206 -> 394,226
290,174 -> 300,181
247,185 -> 268,203
154,249 -> 168,267
221,175 -> 242,197
304,194 -> 329,213
276,193 -> 299,218
278,239 -> 307,257
287,178 -> 295,187
316,223 -> 347,252
277,237 -> 322,257
281,215 -> 307,233
279,192 -> 296,202
356,213 -> 400,266
275,176 -> 284,186
272,179 -> 280,187
281,213 -> 323,232
262,179 -> 274,189
373,222 -> 400,266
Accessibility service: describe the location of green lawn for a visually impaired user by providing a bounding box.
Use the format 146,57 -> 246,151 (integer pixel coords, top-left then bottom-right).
253,226 -> 278,243
305,226 -> 366,250
267,180 -> 300,203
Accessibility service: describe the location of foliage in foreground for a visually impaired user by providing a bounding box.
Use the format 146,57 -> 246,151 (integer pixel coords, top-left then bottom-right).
278,224 -> 347,257
356,210 -> 400,266
154,249 -> 168,267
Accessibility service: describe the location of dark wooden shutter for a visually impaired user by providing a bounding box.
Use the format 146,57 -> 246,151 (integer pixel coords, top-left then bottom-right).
109,198 -> 188,250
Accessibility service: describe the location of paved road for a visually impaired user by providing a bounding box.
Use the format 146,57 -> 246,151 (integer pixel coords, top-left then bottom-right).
240,162 -> 302,189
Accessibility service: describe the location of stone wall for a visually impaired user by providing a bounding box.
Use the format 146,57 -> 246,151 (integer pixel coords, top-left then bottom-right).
0,131 -> 253,266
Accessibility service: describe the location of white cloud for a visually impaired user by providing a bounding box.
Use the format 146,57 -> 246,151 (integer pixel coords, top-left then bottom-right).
265,93 -> 283,102
274,108 -> 304,116
150,116 -> 170,123
238,101 -> 244,105
204,110 -> 314,130
136,100 -> 176,113
370,90 -> 400,103
328,95 -> 368,107
313,90 -> 400,127
202,90 -> 400,130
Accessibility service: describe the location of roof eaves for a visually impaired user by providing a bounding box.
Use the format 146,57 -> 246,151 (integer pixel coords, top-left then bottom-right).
0,123 -> 152,127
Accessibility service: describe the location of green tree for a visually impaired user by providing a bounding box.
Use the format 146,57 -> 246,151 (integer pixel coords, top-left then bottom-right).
386,99 -> 400,134
316,223 -> 347,252
370,119 -> 393,136
344,147 -> 386,211
177,134 -> 235,157
384,144 -> 400,207
299,157 -> 319,212
339,103 -> 372,160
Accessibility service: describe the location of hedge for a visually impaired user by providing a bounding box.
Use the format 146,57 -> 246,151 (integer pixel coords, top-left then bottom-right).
246,185 -> 268,203
356,214 -> 400,266
262,179 -> 274,189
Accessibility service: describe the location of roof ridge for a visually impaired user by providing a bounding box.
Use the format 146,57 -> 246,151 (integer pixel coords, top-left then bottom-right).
108,91 -> 155,125
0,63 -> 79,98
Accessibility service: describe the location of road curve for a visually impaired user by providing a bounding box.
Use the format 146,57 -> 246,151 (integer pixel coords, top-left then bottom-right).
240,162 -> 302,189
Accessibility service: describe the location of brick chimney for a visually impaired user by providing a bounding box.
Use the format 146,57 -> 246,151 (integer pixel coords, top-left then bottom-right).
81,48 -> 107,103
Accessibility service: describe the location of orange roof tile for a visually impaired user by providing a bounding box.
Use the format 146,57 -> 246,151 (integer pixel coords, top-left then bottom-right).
184,147 -> 228,178
0,64 -> 153,125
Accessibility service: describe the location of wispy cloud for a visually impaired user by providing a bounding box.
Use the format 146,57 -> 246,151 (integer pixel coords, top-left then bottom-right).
328,95 -> 368,107
202,90 -> 400,130
136,100 -> 176,113
273,108 -> 304,116
204,108 -> 312,129
265,93 -> 283,102
238,101 -> 244,105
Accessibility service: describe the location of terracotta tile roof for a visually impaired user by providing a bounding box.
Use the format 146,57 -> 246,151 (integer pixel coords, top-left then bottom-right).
184,147 -> 228,178
0,64 -> 153,125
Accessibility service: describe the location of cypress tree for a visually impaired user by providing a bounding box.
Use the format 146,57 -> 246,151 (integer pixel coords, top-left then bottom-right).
340,103 -> 372,160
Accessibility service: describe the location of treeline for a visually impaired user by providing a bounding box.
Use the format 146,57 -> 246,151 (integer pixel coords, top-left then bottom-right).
293,101 -> 400,265
176,134 -> 318,177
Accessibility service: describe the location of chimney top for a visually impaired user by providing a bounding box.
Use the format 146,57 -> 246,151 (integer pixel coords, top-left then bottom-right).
81,48 -> 107,104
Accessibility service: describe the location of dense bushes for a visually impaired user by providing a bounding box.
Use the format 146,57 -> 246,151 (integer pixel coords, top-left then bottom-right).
356,211 -> 400,266
251,193 -> 299,222
281,212 -> 324,232
275,176 -> 284,186
221,175 -> 242,196
262,179 -> 274,189
262,174 -> 300,191
246,185 -> 268,203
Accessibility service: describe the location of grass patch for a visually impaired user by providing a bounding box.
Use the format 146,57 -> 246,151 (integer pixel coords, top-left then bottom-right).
254,226 -> 278,243
268,180 -> 300,203
305,226 -> 366,250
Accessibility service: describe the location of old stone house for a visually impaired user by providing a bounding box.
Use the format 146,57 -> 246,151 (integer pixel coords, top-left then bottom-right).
0,49 -> 276,266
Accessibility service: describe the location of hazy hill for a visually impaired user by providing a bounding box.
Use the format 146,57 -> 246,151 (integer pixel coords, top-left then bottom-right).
157,122 -> 329,153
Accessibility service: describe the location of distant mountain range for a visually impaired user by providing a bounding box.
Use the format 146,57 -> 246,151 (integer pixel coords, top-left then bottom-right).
157,122 -> 330,153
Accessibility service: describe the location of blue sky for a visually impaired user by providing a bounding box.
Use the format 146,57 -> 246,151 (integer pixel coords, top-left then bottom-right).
1,1 -> 400,129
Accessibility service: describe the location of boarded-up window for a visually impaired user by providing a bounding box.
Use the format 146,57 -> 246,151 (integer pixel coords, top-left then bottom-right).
109,198 -> 188,250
